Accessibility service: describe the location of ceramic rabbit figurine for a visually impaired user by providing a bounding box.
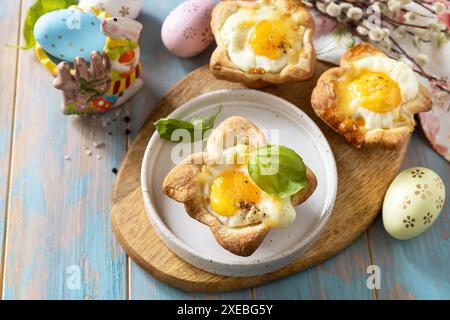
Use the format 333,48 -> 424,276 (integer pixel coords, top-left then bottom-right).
51,16 -> 143,115
101,17 -> 143,107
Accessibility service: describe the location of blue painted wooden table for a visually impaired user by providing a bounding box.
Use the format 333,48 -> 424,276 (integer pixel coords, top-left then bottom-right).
0,0 -> 448,300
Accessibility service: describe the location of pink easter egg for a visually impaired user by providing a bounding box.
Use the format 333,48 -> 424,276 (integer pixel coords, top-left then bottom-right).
161,0 -> 216,58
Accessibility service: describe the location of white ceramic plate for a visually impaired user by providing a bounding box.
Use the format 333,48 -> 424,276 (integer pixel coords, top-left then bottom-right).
141,89 -> 337,277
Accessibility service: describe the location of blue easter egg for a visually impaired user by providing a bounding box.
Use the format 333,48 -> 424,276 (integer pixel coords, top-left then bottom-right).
34,9 -> 106,62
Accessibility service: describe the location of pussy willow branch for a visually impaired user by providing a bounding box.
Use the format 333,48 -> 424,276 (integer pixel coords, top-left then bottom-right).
308,0 -> 450,95
413,0 -> 437,14
382,14 -> 428,29
400,8 -> 433,18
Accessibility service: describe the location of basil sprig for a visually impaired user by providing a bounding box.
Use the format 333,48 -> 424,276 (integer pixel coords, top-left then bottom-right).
154,106 -> 222,142
248,145 -> 308,198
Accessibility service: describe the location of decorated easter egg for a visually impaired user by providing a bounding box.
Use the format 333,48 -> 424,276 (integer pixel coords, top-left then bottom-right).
161,0 -> 215,58
34,9 -> 106,62
383,167 -> 446,240
79,0 -> 143,19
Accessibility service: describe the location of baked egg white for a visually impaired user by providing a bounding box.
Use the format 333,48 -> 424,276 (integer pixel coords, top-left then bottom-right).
219,3 -> 306,73
336,56 -> 419,130
199,145 -> 296,228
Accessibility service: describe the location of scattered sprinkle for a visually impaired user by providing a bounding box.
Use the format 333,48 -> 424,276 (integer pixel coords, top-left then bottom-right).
86,149 -> 92,156
93,141 -> 105,148
64,155 -> 71,161
125,129 -> 131,135
123,116 -> 131,123
96,155 -> 102,160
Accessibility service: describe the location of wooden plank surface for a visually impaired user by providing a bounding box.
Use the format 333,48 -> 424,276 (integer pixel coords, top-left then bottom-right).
253,234 -> 374,299
0,0 -> 448,299
1,0 -> 127,299
0,0 -> 22,297
368,132 -> 450,299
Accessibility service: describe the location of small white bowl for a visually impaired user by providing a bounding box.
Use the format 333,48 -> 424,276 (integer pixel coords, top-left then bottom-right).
141,89 -> 337,277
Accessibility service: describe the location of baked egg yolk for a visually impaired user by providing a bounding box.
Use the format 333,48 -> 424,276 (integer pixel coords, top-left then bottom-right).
337,70 -> 402,114
210,169 -> 261,217
249,19 -> 287,60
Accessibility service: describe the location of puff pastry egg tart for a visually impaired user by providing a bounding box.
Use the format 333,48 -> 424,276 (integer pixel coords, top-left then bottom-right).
311,43 -> 432,149
162,117 -> 317,256
210,0 -> 315,87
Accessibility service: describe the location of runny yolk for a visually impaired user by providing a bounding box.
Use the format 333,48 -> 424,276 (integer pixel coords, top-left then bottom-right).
249,19 -> 287,60
210,169 -> 261,217
337,70 -> 402,114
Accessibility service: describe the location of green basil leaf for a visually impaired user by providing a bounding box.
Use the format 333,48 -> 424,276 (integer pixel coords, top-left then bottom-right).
248,145 -> 308,198
154,118 -> 194,142
23,0 -> 78,50
154,106 -> 222,142
190,105 -> 222,131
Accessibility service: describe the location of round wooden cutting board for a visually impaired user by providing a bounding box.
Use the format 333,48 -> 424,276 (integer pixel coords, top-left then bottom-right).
110,62 -> 408,292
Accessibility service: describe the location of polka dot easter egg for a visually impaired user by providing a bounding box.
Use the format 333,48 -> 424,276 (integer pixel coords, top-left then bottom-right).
79,0 -> 143,19
162,0 -> 215,58
34,9 -> 106,62
383,167 -> 446,240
